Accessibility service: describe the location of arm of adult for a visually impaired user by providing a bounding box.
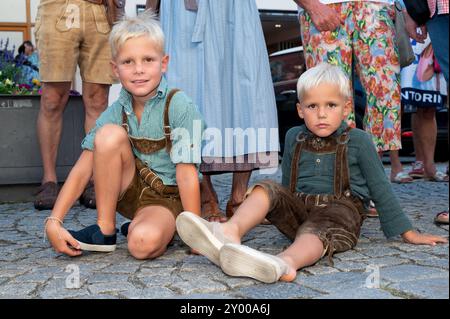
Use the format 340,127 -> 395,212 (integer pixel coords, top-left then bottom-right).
293,0 -> 342,32
45,150 -> 94,257
402,9 -> 428,43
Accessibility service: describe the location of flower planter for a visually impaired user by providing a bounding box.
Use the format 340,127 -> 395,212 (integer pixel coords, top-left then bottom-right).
0,95 -> 85,184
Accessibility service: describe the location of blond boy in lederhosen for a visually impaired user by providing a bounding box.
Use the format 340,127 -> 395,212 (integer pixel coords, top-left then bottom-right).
45,12 -> 205,260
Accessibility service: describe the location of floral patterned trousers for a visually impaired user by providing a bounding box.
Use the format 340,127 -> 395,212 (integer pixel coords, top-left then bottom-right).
300,2 -> 401,152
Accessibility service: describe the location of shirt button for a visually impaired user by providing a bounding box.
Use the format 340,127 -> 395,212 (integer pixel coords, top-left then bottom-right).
316,159 -> 321,164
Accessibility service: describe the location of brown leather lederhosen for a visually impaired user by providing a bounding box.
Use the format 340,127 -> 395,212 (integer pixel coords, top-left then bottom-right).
254,128 -> 366,265
116,89 -> 184,219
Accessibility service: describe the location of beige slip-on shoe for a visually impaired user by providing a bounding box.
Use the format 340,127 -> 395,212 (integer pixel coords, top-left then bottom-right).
219,243 -> 288,284
176,211 -> 234,266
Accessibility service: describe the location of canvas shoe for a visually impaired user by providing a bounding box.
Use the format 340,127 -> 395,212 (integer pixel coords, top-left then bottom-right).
68,224 -> 116,252
175,211 -> 234,266
219,243 -> 288,284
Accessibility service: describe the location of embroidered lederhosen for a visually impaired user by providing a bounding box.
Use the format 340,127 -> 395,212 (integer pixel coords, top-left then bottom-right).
250,128 -> 366,266
116,89 -> 183,219
289,127 -> 366,264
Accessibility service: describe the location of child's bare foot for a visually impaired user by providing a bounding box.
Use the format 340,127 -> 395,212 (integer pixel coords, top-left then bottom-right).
279,267 -> 297,282
278,255 -> 297,282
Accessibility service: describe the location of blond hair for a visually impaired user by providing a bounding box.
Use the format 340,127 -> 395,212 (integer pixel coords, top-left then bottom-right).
296,63 -> 351,101
109,10 -> 164,58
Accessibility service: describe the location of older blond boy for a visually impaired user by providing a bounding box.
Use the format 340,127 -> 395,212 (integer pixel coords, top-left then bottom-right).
45,12 -> 204,260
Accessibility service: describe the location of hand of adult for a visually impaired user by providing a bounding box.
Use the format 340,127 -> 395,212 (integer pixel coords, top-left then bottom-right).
307,1 -> 342,32
46,220 -> 82,257
403,9 -> 427,43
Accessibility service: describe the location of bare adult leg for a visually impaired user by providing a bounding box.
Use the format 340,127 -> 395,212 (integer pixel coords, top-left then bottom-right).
82,82 -> 110,133
93,124 -> 135,235
411,112 -> 425,163
226,170 -> 252,217
127,206 -> 176,260
37,82 -> 72,184
200,173 -> 226,222
80,82 -> 110,207
413,108 -> 439,177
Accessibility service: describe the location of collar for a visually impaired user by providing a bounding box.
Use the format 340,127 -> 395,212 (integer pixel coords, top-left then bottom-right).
304,121 -> 348,139
118,76 -> 168,113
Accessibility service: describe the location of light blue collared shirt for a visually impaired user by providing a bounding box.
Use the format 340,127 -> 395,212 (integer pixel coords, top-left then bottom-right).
82,76 -> 205,185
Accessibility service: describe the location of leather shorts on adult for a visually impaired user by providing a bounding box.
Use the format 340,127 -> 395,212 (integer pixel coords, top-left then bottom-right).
35,0 -> 114,84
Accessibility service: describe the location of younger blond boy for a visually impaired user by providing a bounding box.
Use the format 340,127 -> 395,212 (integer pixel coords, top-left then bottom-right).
175,63 -> 447,283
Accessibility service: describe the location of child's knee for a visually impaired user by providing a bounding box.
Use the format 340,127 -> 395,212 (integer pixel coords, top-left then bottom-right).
127,227 -> 166,260
94,124 -> 128,150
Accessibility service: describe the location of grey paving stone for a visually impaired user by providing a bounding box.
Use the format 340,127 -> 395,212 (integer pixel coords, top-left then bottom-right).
415,258 -> 449,269
296,271 -> 376,293
168,276 -> 228,295
388,277 -> 449,299
316,287 -> 401,299
0,282 -> 38,298
380,264 -> 449,282
87,282 -> 137,295
364,256 -> 410,268
235,282 -> 322,299
0,165 -> 448,299
119,287 -> 176,299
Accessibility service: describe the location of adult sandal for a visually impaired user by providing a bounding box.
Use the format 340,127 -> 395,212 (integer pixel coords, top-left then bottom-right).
424,171 -> 449,182
434,211 -> 449,225
390,171 -> 413,184
202,200 -> 227,223
34,182 -> 59,210
219,243 -> 289,284
176,211 -> 236,266
80,181 -> 96,209
408,161 -> 424,179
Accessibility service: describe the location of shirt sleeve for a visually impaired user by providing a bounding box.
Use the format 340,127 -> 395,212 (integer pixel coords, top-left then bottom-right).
168,92 -> 205,164
354,130 -> 413,238
81,102 -> 122,151
281,127 -> 301,188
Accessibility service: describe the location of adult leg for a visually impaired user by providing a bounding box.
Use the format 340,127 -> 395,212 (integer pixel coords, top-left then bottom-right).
82,82 -> 110,133
427,14 -> 449,83
37,82 -> 72,184
411,112 -> 425,162
353,3 -> 404,177
79,82 -> 110,208
127,206 -> 176,260
414,108 -> 438,177
200,173 -> 226,222
299,2 -> 356,126
93,124 -> 135,235
226,170 -> 252,217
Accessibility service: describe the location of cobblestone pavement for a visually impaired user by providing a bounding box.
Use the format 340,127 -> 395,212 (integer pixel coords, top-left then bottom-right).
0,164 -> 448,299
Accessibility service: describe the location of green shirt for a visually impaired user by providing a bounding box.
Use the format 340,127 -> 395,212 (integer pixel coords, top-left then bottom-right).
82,77 -> 205,186
281,122 -> 413,238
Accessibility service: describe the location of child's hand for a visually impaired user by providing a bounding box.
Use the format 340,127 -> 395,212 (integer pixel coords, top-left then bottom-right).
46,220 -> 82,257
401,230 -> 448,246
